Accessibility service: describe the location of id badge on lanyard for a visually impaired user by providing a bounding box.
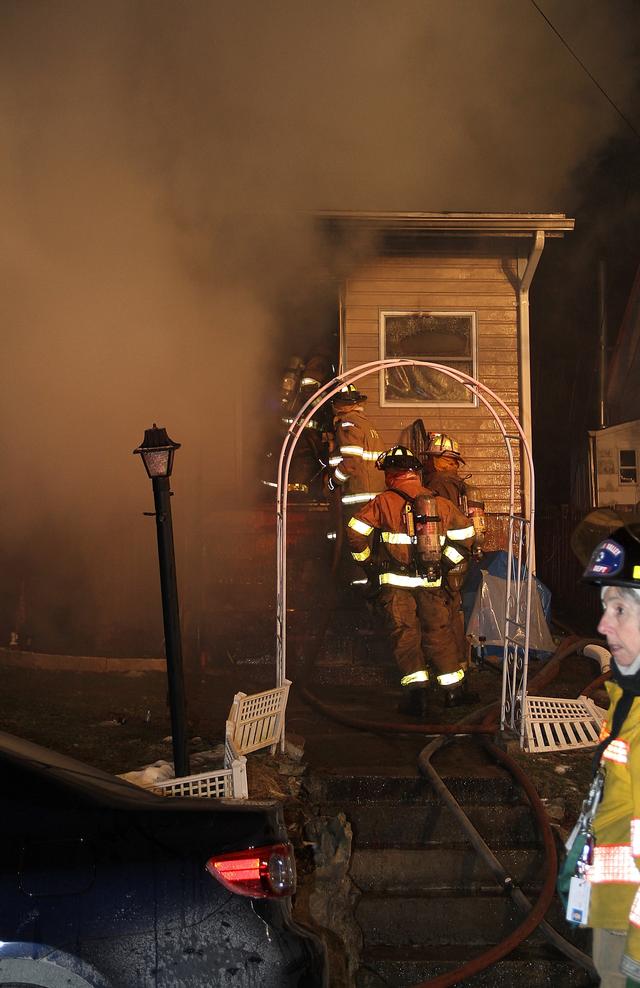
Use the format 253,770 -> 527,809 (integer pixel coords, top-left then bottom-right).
564,767 -> 605,926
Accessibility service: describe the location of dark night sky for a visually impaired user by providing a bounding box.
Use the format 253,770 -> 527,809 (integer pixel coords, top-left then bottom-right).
531,126 -> 640,503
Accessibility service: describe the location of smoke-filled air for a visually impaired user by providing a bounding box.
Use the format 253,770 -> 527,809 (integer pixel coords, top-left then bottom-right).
1,0 -> 638,657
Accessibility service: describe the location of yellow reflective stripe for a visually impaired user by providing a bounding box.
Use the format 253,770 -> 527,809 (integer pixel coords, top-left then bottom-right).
301,377 -> 320,387
401,670 -> 429,687
287,482 -> 309,493
362,450 -> 384,461
351,578 -> 369,586
282,416 -> 322,430
381,532 -> 414,545
379,572 -> 442,589
351,546 -> 371,562
629,886 -> 640,927
340,445 -> 365,457
339,420 -> 356,427
437,669 -> 465,687
342,493 -> 378,505
602,738 -> 629,765
334,467 -> 349,483
348,517 -> 374,536
328,455 -> 343,467
443,545 -> 465,564
631,820 -> 640,858
447,525 -> 475,541
589,844 -> 640,884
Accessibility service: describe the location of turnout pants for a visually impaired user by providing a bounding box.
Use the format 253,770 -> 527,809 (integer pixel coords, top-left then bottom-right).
375,586 -> 462,680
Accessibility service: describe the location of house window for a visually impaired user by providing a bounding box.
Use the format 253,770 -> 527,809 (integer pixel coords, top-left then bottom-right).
619,449 -> 638,485
380,311 -> 477,406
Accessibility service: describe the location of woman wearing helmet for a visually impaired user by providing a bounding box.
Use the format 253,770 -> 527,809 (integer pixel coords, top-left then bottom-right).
581,524 -> 640,986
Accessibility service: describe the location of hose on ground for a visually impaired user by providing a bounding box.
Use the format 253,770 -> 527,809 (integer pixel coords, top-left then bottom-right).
296,682 -> 495,736
410,735 -> 596,987
296,631 -> 599,984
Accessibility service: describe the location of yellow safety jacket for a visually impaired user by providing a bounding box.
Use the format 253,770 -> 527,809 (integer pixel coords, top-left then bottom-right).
587,681 -> 640,980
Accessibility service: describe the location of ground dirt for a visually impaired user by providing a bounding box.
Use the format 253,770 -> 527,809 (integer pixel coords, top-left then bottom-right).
0,643 -> 607,839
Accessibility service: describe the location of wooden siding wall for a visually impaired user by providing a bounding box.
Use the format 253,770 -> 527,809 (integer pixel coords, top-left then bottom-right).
344,253 -> 522,518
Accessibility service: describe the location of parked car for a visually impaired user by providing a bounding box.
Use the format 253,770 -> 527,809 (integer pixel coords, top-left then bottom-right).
0,730 -> 327,987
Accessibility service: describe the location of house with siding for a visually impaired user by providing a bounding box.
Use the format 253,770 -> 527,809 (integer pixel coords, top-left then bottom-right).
572,258 -> 640,511
320,211 -> 574,544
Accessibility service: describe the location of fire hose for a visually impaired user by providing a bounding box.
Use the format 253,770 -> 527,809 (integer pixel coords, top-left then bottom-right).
296,633 -> 602,985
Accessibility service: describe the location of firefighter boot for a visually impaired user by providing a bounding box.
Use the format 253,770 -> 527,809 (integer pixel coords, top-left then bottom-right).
398,684 -> 430,720
442,678 -> 479,709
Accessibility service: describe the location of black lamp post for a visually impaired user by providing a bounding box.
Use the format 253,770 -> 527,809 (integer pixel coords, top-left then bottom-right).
133,423 -> 190,777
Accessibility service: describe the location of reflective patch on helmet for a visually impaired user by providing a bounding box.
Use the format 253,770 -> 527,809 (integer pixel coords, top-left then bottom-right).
586,540 -> 625,577
634,565 -> 640,580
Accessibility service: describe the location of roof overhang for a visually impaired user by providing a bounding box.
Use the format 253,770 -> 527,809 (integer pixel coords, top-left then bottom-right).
318,210 -> 574,238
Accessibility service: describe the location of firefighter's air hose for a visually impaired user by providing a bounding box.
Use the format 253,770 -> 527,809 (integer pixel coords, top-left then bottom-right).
296,631 -> 601,985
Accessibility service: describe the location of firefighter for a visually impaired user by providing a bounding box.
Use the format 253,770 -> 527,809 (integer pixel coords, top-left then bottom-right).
346,445 -> 476,716
326,383 -> 386,569
263,349 -> 334,499
423,432 -> 468,505
423,431 -> 488,662
328,383 -> 385,509
579,523 -> 640,986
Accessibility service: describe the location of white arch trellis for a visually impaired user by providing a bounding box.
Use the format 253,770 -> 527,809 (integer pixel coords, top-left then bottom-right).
276,359 -> 535,745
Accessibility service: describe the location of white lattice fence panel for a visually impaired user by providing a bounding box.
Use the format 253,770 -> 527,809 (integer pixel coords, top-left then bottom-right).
229,680 -> 291,755
524,695 -> 605,753
149,768 -> 234,799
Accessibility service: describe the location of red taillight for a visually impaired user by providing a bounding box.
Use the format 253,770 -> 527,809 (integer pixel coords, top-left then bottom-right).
206,842 -> 296,898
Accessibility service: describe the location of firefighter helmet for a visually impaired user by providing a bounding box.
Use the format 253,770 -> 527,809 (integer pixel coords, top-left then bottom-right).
376,445 -> 423,473
332,382 -> 367,405
582,523 -> 640,590
427,432 -> 465,463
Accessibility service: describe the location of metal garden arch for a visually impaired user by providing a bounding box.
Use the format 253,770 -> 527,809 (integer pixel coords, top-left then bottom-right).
276,359 -> 534,746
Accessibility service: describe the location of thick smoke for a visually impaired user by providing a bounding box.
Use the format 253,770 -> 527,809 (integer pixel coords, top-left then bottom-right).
0,0 -> 638,655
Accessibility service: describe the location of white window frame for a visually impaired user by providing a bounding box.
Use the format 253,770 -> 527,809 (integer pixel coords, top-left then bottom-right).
379,310 -> 478,408
619,448 -> 638,485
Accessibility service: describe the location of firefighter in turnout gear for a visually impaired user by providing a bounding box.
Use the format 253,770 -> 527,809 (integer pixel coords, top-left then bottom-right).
329,384 -> 385,508
262,349 -> 334,500
578,522 -> 640,986
327,383 -> 385,571
346,445 -> 476,716
423,432 -> 468,505
423,431 -> 487,654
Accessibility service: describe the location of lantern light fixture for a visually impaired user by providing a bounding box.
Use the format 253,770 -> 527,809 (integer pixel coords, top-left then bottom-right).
133,424 -> 181,479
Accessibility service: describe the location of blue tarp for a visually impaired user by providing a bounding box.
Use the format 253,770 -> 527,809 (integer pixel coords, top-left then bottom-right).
462,550 -> 555,659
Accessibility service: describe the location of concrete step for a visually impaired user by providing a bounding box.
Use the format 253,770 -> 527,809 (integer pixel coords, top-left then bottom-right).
325,800 -> 538,848
309,770 -> 518,806
356,943 -> 595,987
350,846 -> 543,893
356,892 -> 555,948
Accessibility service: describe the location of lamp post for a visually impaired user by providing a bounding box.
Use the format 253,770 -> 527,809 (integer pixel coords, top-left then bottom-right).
133,423 -> 190,777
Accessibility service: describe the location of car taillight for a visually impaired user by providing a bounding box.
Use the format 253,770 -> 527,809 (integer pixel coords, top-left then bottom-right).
206,842 -> 296,898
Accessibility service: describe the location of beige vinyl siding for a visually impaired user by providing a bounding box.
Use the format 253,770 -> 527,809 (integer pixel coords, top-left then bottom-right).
343,255 -> 522,518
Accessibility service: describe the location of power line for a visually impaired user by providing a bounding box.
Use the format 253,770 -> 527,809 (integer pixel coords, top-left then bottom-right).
530,0 -> 640,143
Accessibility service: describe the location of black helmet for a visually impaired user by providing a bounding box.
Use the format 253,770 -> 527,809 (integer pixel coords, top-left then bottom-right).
376,445 -> 422,472
582,523 -> 640,589
332,383 -> 367,405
